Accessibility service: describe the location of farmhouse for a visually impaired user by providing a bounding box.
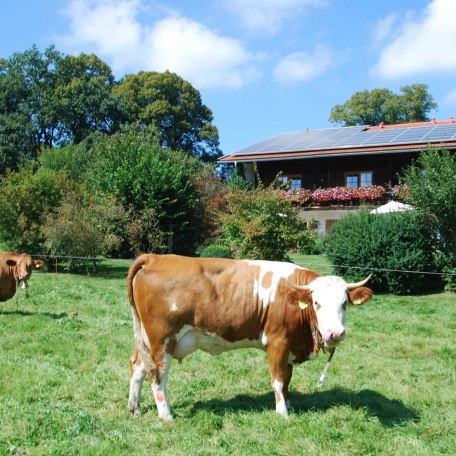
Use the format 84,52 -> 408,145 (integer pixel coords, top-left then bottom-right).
219,118 -> 456,233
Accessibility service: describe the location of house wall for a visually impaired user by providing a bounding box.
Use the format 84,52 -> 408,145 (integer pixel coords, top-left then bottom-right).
255,152 -> 418,189
299,207 -> 361,235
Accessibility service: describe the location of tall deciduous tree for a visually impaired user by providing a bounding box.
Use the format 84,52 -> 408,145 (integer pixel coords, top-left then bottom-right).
55,53 -> 127,142
114,71 -> 220,161
0,46 -> 125,173
0,46 -> 62,171
329,84 -> 437,126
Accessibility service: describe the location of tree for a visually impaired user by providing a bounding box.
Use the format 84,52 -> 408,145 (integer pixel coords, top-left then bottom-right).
0,46 -> 62,172
114,71 -> 220,161
329,84 -> 437,126
55,53 -> 127,142
401,148 -> 456,290
0,46 -> 125,173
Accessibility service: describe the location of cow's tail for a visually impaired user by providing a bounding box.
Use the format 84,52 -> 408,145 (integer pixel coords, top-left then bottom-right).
127,256 -> 157,374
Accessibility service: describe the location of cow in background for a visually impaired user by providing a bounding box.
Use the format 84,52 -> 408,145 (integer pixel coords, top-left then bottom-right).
0,252 -> 44,302
126,254 -> 373,421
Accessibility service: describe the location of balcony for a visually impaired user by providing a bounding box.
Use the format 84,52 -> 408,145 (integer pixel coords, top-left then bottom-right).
283,185 -> 408,208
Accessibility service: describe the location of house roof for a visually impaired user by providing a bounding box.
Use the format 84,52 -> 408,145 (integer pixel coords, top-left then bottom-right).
219,118 -> 456,163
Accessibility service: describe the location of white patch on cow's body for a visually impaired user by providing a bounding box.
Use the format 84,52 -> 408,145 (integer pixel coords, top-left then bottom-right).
173,325 -> 264,360
248,260 -> 301,308
307,276 -> 348,348
198,332 -> 263,355
170,301 -> 178,312
273,379 -> 289,419
128,360 -> 146,416
261,331 -> 268,347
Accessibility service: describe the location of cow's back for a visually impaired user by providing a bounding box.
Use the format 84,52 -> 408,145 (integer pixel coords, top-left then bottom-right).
130,255 -> 276,342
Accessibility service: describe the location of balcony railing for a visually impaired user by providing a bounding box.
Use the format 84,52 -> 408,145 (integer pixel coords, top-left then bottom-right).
283,185 -> 408,207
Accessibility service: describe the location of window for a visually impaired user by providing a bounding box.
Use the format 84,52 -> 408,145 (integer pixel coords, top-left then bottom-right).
345,171 -> 373,188
325,219 -> 338,233
278,175 -> 302,190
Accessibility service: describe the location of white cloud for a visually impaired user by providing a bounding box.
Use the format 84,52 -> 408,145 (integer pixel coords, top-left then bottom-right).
58,0 -> 257,89
60,0 -> 143,70
145,16 -> 257,89
221,0 -> 325,35
273,44 -> 332,84
372,0 -> 456,78
372,13 -> 398,46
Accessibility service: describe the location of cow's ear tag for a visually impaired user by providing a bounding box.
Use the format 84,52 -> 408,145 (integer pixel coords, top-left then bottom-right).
353,299 -> 362,305
298,301 -> 308,310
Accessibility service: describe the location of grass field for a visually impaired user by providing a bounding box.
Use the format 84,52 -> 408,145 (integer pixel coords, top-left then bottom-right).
1,256 -> 455,455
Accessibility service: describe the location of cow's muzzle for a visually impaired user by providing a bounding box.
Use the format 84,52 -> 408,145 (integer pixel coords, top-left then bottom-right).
323,328 -> 346,345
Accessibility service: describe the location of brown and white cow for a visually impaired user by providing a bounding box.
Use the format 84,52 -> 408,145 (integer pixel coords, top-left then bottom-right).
0,251 -> 44,302
127,254 -> 372,420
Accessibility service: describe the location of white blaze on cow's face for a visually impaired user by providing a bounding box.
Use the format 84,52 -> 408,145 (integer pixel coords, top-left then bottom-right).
308,276 -> 349,348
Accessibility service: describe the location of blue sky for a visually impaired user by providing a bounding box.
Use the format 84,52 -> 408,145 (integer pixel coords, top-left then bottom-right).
2,0 -> 456,155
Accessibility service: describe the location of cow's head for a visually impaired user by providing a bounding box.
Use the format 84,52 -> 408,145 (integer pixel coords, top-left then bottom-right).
6,253 -> 44,296
290,275 -> 372,349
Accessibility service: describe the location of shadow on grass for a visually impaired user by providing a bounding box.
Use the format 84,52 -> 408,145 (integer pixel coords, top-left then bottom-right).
0,309 -> 68,319
183,388 -> 419,426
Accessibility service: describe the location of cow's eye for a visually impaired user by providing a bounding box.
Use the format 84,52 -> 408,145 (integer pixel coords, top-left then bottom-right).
313,301 -> 321,311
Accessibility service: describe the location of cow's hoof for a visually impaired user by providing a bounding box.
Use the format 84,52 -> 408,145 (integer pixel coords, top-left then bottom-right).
128,402 -> 141,417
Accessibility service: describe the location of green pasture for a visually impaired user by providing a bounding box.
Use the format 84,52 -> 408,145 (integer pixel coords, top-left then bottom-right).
1,256 -> 455,455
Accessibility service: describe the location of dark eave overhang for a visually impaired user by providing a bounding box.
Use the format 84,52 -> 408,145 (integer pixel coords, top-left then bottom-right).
218,141 -> 456,164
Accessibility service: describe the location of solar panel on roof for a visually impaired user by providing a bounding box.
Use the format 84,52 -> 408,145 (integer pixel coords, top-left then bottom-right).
282,126 -> 366,151
421,125 -> 456,141
229,123 -> 456,157
360,129 -> 407,145
393,126 -> 435,143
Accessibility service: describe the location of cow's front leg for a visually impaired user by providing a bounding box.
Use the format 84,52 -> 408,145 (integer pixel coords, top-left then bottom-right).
128,348 -> 146,417
267,344 -> 292,419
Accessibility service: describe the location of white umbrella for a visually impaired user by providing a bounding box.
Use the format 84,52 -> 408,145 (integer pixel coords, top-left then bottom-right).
370,201 -> 414,214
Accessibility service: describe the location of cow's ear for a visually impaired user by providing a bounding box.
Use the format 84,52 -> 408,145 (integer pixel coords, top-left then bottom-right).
34,259 -> 44,269
286,290 -> 312,310
6,259 -> 17,267
349,287 -> 373,306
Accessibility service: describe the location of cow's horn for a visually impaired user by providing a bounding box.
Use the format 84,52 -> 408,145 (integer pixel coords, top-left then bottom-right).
346,274 -> 372,290
287,281 -> 312,292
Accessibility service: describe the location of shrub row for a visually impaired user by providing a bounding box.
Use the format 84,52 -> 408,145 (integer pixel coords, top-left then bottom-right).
325,209 -> 441,295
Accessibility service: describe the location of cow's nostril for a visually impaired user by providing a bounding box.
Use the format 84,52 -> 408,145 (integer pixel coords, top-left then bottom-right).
339,329 -> 346,339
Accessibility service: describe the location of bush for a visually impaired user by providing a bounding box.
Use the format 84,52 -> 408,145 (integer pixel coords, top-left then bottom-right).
219,184 -> 311,261
84,130 -> 206,255
199,244 -> 233,259
298,231 -> 325,255
325,209 -> 440,294
0,167 -> 77,252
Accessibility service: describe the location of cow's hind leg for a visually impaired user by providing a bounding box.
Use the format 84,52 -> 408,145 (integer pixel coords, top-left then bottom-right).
150,348 -> 173,421
128,348 -> 146,417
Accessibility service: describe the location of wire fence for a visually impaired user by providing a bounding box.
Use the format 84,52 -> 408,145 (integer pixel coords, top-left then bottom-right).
31,253 -> 456,277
